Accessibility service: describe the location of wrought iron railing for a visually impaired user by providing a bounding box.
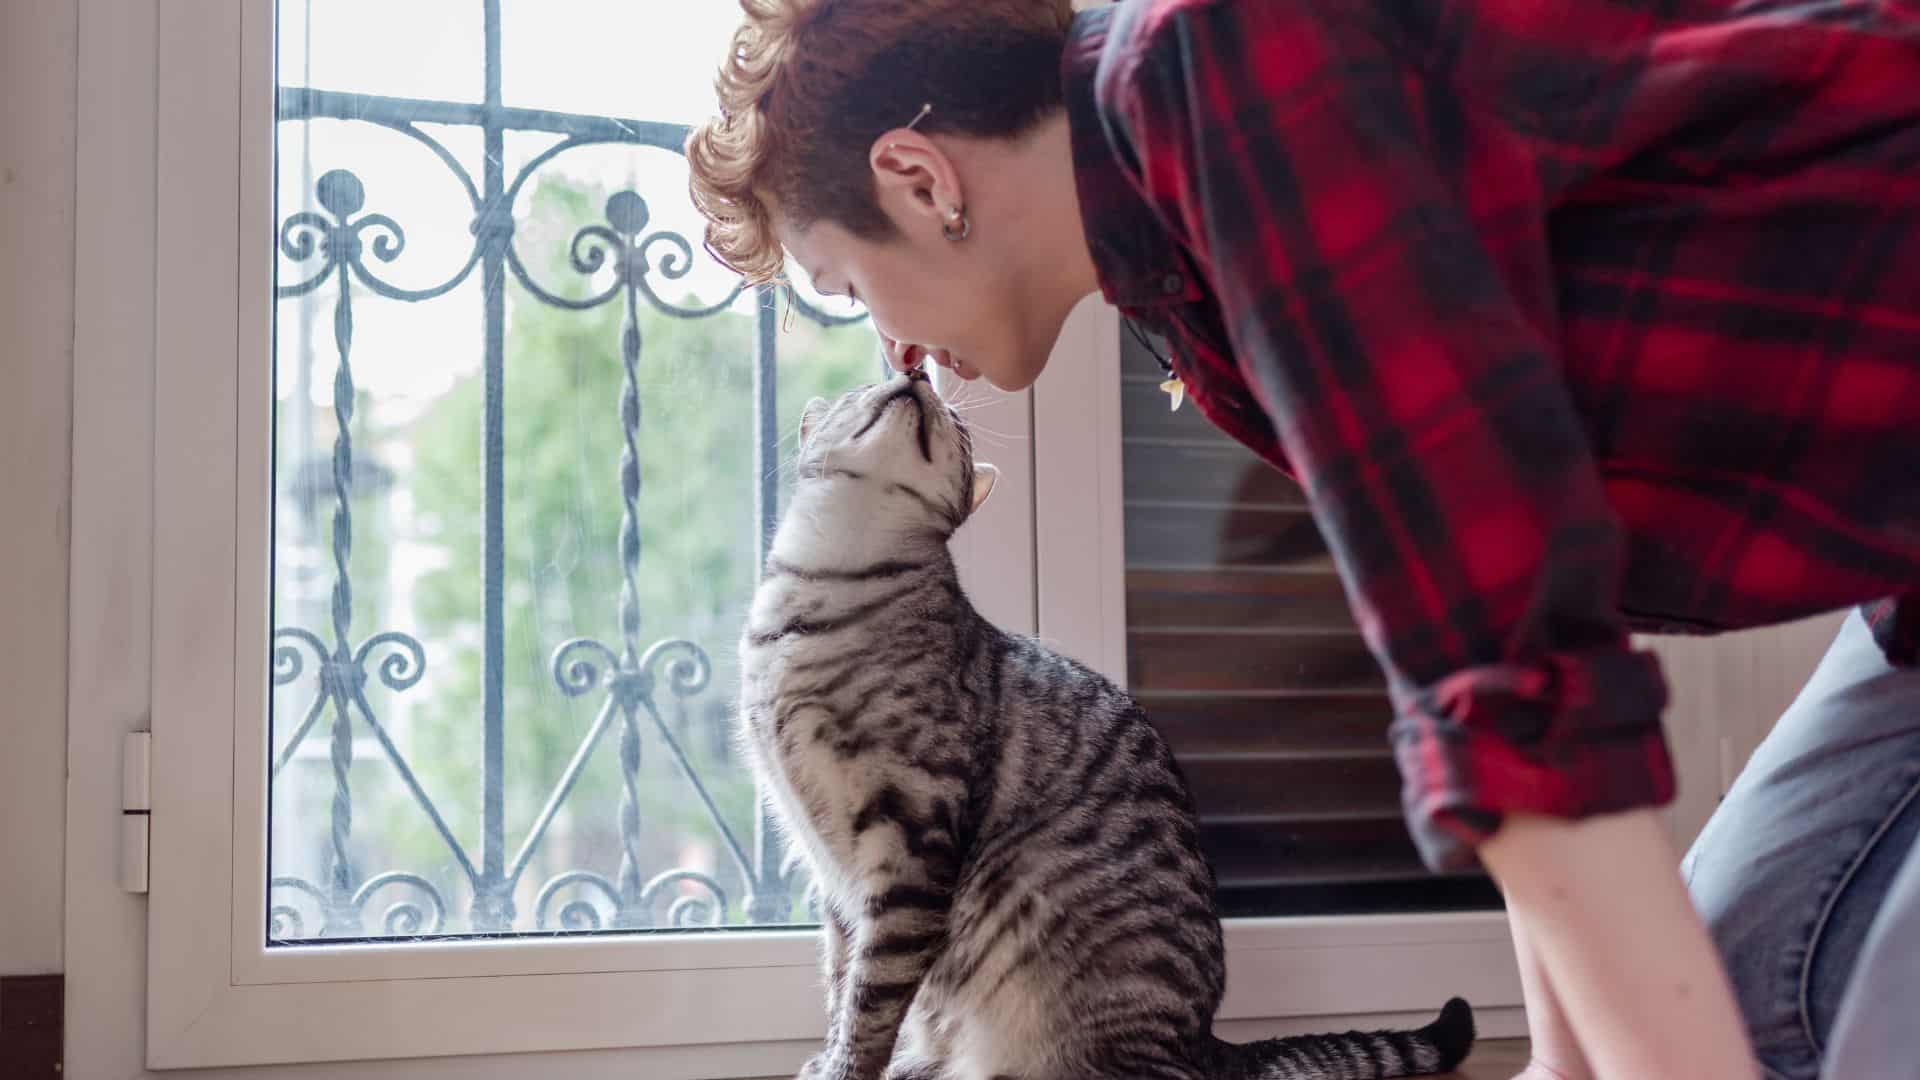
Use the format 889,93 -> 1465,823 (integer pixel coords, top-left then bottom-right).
266,0 -> 863,939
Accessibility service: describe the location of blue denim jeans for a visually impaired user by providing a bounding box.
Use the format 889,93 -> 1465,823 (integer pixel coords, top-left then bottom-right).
1683,611 -> 1920,1080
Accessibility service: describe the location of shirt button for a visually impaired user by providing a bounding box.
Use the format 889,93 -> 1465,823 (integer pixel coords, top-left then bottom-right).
1160,272 -> 1185,295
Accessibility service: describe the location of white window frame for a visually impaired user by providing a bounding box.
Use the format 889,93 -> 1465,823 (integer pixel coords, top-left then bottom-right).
137,0 -> 1033,1070
90,0 -> 1523,1072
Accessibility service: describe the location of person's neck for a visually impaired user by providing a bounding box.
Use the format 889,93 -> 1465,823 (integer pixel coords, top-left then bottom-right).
979,110 -> 1102,322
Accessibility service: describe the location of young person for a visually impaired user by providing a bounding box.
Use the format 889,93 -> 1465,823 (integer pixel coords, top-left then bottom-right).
687,2 -> 1920,1076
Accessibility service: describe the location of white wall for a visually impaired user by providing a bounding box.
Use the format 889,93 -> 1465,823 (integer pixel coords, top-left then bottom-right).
0,0 -> 77,979
1649,611 -> 1848,853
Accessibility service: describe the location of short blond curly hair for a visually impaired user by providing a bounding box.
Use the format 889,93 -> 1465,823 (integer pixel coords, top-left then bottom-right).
687,0 -> 1075,284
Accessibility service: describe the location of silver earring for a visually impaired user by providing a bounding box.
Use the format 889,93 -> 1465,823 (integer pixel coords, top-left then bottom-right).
942,205 -> 970,242
887,103 -> 935,152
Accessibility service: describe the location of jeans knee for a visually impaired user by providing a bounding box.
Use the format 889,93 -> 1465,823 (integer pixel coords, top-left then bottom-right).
1686,829 -> 1826,1078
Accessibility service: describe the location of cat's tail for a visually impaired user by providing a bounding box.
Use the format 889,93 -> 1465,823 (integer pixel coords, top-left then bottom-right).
1211,997 -> 1474,1079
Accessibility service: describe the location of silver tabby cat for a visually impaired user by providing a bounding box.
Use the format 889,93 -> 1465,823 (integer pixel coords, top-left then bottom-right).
740,369 -> 1474,1080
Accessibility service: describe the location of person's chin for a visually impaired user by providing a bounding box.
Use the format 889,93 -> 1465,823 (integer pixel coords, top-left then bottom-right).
985,369 -> 1038,392
987,352 -> 1049,392
957,336 -> 1048,391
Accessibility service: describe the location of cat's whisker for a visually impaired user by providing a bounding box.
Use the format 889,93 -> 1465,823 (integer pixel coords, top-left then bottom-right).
958,424 -> 1024,444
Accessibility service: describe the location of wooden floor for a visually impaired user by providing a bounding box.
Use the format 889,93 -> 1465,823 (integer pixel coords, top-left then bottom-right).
1447,1039 -> 1528,1078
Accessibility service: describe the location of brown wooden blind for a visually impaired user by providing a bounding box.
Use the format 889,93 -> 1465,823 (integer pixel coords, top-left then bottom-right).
1118,334 -> 1500,916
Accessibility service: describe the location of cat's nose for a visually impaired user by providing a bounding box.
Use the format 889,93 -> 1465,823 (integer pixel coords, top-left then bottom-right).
904,366 -> 931,384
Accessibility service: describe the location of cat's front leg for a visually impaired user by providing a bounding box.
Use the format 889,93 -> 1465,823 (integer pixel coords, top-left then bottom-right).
798,1056 -> 940,1080
819,903 -> 852,1043
809,886 -> 950,1080
879,1002 -> 946,1080
807,795 -> 960,1080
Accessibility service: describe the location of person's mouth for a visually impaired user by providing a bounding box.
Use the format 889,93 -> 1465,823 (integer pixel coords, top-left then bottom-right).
881,337 -> 973,379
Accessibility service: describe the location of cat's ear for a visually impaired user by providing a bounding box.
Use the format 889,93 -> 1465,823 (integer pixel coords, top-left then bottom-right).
970,462 -> 999,511
799,397 -> 830,445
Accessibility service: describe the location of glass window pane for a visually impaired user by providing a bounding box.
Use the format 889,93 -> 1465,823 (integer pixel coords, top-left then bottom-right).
279,0 -> 483,105
268,0 -> 872,942
497,0 -> 743,126
1117,333 -> 1502,916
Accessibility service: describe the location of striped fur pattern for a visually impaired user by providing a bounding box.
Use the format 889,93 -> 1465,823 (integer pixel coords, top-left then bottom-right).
739,372 -> 1474,1080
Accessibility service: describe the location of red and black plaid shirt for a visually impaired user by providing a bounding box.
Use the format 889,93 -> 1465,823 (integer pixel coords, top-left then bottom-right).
1064,0 -> 1920,871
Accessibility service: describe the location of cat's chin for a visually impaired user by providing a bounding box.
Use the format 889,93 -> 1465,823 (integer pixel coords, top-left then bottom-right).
773,501 -> 951,567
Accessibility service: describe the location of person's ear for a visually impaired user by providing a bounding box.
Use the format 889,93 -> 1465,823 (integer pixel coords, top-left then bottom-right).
871,130 -> 966,238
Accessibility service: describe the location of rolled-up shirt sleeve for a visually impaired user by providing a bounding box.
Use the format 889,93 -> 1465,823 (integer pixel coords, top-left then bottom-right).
1115,4 -> 1676,870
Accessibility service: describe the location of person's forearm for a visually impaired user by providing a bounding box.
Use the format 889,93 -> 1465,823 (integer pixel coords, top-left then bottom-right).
1481,809 -> 1757,1080
1509,904 -> 1593,1080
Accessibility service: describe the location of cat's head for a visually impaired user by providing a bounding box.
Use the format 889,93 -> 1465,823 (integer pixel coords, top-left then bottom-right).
793,368 -> 998,541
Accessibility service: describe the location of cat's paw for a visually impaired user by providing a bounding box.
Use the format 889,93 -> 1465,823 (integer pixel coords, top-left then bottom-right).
795,1053 -> 834,1080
